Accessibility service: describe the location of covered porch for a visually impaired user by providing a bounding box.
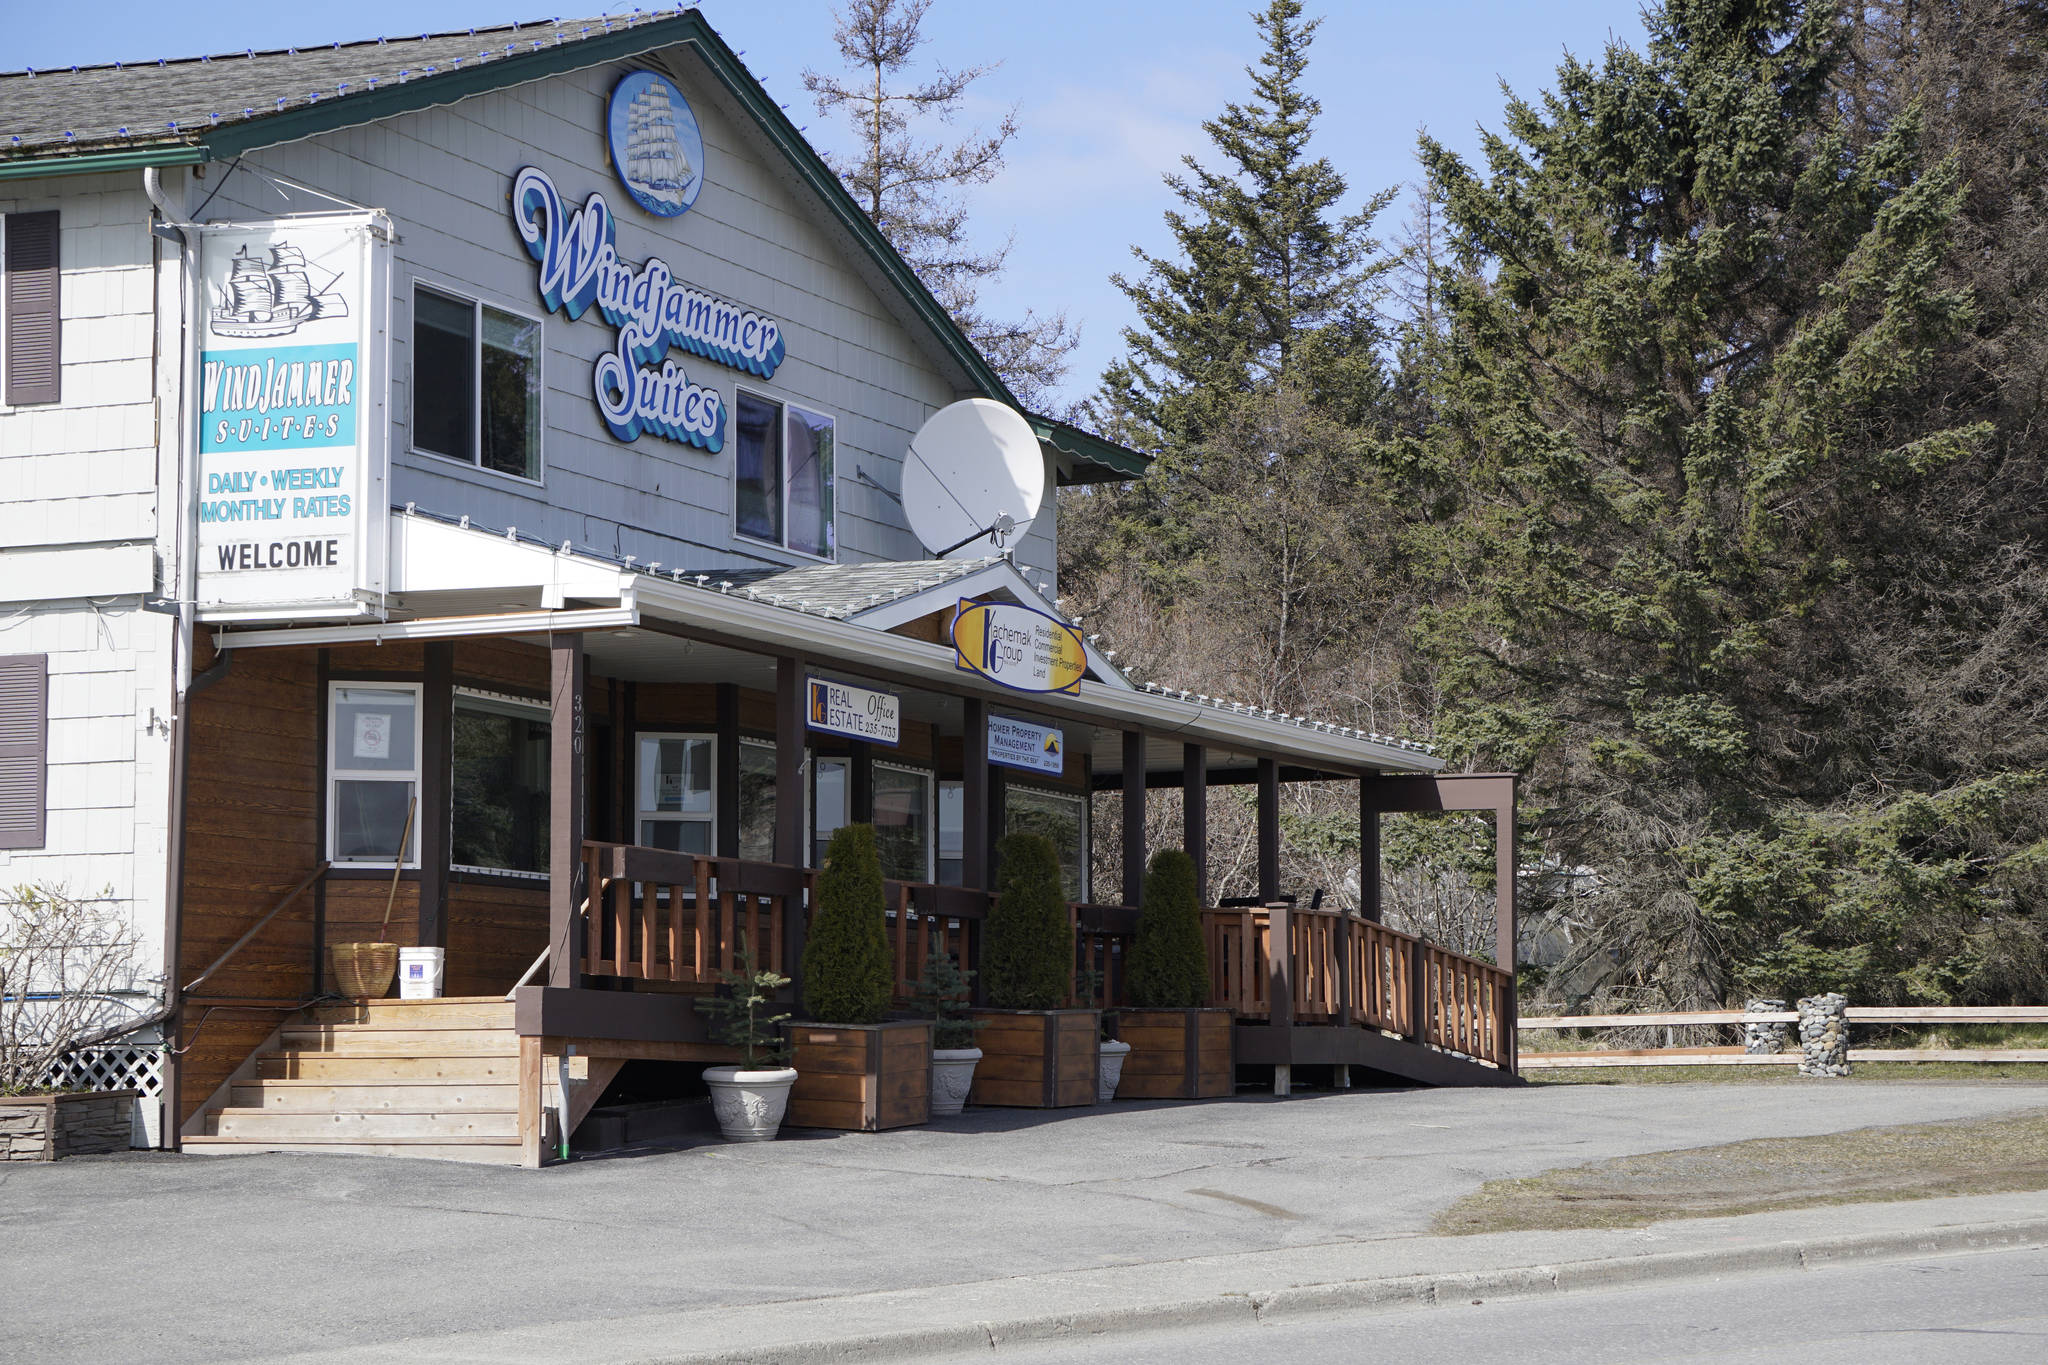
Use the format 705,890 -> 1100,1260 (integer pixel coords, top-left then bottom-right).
172,513 -> 1518,1163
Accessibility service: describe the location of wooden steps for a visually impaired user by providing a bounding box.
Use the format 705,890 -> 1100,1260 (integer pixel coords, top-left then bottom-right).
185,998 -> 528,1165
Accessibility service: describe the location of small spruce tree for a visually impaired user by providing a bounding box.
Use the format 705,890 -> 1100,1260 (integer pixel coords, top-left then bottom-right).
1125,848 -> 1210,1009
801,823 -> 893,1025
982,832 -> 1073,1010
912,946 -> 983,1050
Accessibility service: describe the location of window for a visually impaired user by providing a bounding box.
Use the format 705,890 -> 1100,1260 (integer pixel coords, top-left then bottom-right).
637,733 -> 714,853
451,691 -> 549,876
412,283 -> 542,481
735,390 -> 834,558
4,212 -> 61,406
0,654 -> 48,850
737,738 -> 778,861
812,754 -> 849,865
874,764 -> 933,882
328,685 -> 422,866
937,781 -> 963,886
1006,786 -> 1087,902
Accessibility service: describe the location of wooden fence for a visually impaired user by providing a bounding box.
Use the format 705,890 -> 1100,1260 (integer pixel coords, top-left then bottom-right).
1519,1005 -> 2048,1069
580,843 -> 806,985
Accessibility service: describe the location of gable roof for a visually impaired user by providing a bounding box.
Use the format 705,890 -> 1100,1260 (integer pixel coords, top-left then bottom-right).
0,10 -> 1149,484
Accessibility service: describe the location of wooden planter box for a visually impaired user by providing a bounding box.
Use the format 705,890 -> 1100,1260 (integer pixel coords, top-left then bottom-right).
967,1009 -> 1099,1108
1,1090 -> 138,1161
782,1020 -> 932,1132
1111,1008 -> 1235,1100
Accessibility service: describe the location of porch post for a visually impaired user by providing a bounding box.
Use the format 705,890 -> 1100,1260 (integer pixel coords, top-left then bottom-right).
850,740 -> 874,824
1183,743 -> 1207,907
1257,756 -> 1281,903
1495,784 -> 1519,1076
962,695 -> 989,890
417,641 -> 453,950
776,657 -> 808,999
1268,898 -> 1293,1096
1359,777 -> 1380,924
714,683 -> 740,858
547,634 -> 586,989
1122,730 -> 1146,907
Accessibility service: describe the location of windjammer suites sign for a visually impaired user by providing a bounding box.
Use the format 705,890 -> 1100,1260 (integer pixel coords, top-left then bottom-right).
511,165 -> 786,450
195,214 -> 387,612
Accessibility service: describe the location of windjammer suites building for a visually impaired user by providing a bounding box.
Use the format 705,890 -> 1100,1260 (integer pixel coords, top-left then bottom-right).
0,10 -> 1519,1162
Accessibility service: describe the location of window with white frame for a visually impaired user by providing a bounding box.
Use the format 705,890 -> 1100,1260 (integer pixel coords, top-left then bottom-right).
937,780 -> 963,886
412,283 -> 543,481
735,389 -> 834,558
812,753 -> 849,865
874,763 -> 934,882
328,685 -> 422,866
451,690 -> 550,876
636,733 -> 715,854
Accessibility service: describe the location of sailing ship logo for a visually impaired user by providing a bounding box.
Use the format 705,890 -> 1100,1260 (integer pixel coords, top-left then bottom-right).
606,70 -> 705,219
209,242 -> 350,338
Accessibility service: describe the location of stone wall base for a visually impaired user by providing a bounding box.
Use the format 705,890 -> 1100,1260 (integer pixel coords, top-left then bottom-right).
0,1091 -> 141,1160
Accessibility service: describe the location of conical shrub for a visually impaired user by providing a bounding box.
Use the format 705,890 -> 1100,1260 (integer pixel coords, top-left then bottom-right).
801,822 -> 893,1025
1126,848 -> 1209,1008
983,832 -> 1072,1010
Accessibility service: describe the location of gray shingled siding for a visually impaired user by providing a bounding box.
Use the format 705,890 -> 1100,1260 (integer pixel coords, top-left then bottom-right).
181,46 -> 1058,583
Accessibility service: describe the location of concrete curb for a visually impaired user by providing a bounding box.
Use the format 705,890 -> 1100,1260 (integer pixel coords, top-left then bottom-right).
663,1216 -> 2048,1364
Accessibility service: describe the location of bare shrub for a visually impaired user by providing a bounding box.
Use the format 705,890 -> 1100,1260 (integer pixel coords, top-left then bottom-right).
0,884 -> 143,1094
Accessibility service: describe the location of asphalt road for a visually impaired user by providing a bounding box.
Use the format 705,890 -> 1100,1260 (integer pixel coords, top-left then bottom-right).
992,1246 -> 2048,1365
4,1080 -> 2045,1363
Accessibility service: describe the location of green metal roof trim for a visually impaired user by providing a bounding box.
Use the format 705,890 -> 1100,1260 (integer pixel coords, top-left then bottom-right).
0,10 -> 1151,482
1030,414 -> 1150,484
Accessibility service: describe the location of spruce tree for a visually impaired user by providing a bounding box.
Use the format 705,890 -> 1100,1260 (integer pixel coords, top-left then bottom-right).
982,832 -> 1073,1010
801,823 -> 894,1025
1125,849 -> 1209,1009
1415,0 -> 2048,1005
1107,0 -> 1396,450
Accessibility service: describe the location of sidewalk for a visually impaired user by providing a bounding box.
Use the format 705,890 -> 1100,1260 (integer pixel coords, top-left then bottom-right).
5,1080 -> 2045,1363
274,1190 -> 2048,1364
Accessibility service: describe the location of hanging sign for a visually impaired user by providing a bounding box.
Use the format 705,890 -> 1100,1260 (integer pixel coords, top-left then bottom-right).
194,213 -> 388,614
511,165 -> 787,452
952,600 -> 1087,695
988,715 -> 1064,776
806,676 -> 901,746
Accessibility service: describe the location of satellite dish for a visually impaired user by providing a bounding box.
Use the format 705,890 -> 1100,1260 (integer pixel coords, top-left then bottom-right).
903,399 -> 1046,559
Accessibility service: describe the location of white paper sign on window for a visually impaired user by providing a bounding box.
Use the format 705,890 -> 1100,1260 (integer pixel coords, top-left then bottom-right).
353,712 -> 391,760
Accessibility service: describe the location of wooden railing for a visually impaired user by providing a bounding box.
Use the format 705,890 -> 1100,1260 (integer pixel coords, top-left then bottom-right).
1418,942 -> 1514,1067
1519,1005 -> 2048,1069
579,843 -> 809,985
1070,904 -> 1138,1008
1202,903 -> 1516,1069
886,881 -> 995,1002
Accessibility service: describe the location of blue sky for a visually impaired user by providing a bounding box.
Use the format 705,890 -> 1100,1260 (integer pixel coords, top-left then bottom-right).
9,2 -> 1653,407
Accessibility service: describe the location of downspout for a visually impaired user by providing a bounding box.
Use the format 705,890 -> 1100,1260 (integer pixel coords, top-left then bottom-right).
144,165 -> 202,1149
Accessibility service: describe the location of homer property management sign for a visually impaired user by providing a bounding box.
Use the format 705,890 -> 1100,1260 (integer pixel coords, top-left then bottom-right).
194,214 -> 388,612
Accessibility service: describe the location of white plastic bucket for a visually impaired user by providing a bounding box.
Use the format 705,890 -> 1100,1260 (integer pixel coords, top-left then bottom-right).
398,946 -> 445,999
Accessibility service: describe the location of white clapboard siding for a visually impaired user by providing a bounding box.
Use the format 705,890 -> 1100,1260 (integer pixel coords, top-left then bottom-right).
0,175 -> 161,553
210,51 -> 1060,584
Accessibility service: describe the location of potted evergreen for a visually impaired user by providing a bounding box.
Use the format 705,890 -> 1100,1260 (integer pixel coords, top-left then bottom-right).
784,824 -> 933,1131
695,942 -> 797,1142
1114,849 -> 1234,1099
914,948 -> 982,1117
969,832 -> 1099,1108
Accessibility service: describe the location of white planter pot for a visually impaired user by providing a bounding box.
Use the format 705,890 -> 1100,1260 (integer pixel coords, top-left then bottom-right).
929,1047 -> 982,1117
701,1066 -> 798,1142
1098,1040 -> 1131,1104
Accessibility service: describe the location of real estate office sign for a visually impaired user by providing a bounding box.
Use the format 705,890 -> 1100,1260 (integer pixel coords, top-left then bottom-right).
193,214 -> 388,613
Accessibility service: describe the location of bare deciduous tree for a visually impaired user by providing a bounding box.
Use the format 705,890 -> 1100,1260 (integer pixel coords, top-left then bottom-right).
0,884 -> 143,1094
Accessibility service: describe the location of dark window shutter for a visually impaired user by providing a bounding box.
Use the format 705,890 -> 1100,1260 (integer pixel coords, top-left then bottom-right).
5,211 -> 61,406
0,654 -> 49,850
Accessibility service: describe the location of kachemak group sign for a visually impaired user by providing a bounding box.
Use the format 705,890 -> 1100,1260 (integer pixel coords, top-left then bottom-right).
511,164 -> 787,450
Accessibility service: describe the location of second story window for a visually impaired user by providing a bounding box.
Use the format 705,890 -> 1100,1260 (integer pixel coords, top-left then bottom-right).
412,283 -> 542,482
735,390 -> 834,558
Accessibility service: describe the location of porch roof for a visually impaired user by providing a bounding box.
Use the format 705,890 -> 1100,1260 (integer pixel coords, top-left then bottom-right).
211,511 -> 1444,778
